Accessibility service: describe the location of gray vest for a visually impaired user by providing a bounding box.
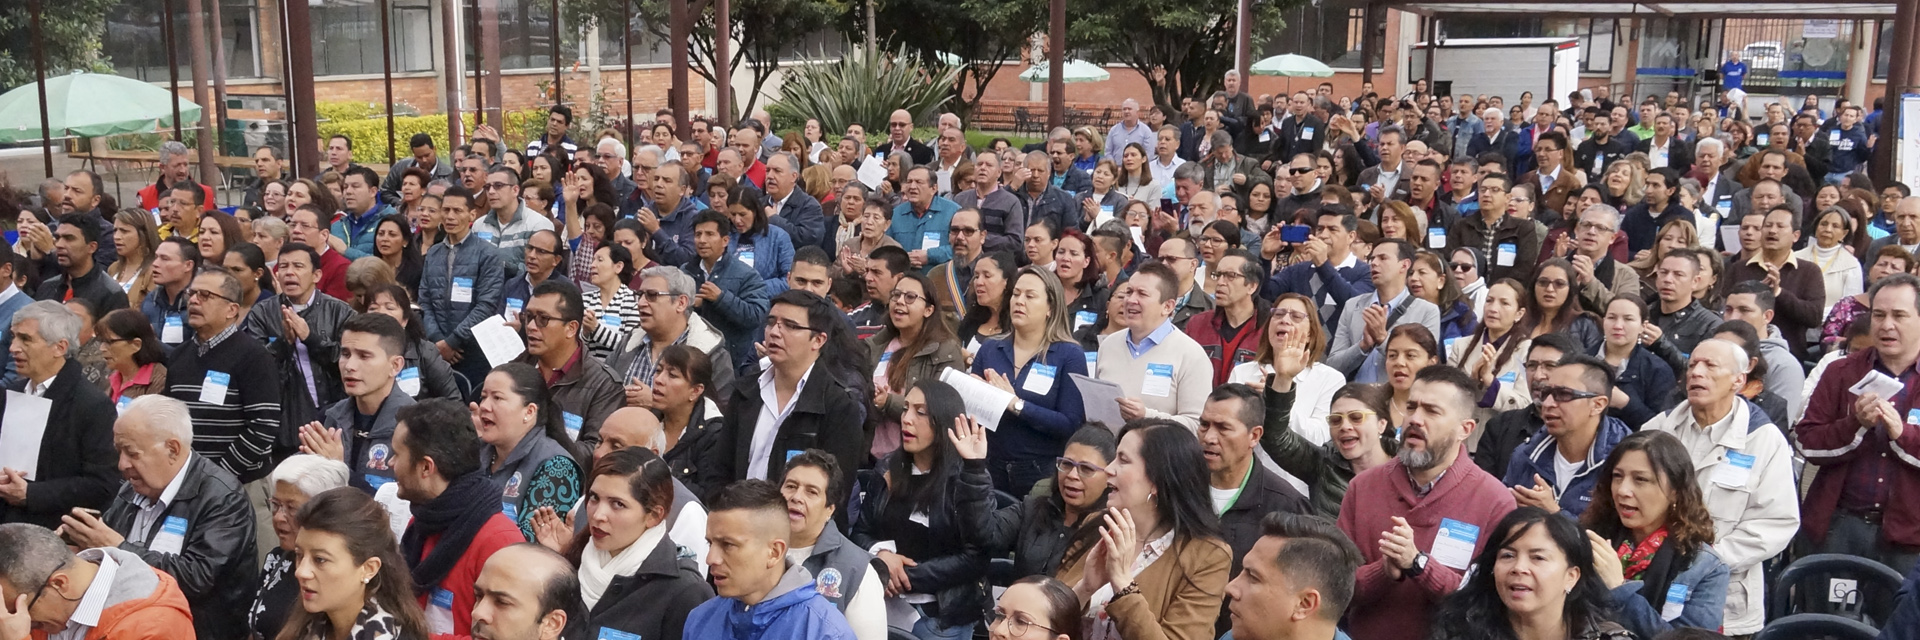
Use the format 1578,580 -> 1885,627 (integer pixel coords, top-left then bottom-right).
799,525 -> 880,613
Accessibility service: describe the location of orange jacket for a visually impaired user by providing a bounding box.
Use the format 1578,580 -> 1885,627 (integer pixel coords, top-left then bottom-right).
33,563 -> 197,640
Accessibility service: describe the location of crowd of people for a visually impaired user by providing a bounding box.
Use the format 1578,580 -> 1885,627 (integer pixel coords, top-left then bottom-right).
0,74 -> 1915,640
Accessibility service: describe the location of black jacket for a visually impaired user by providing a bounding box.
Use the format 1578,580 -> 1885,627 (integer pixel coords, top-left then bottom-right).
850,456 -> 990,627
242,291 -> 356,437
102,453 -> 259,640
322,389 -> 414,494
584,534 -> 714,640
402,338 -> 462,401
35,264 -> 130,317
1266,113 -> 1326,165
953,461 -> 1091,580
0,358 -> 119,528
1474,405 -> 1544,480
666,398 -> 729,500
715,362 -> 868,498
1216,462 -> 1310,635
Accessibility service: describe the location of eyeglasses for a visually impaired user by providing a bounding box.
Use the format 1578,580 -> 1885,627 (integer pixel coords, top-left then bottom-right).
1271,308 -> 1311,323
1197,235 -> 1227,246
1522,360 -> 1559,372
1533,385 -> 1603,404
987,610 -> 1056,636
1289,167 -> 1315,175
485,182 -> 515,192
1326,410 -> 1378,428
1055,457 -> 1107,477
519,311 -> 567,327
1448,262 -> 1476,273
187,288 -> 236,304
1157,254 -> 1195,264
763,317 -> 820,334
1535,278 -> 1569,290
1576,221 -> 1614,234
523,244 -> 560,257
268,499 -> 303,516
948,226 -> 980,236
889,290 -> 926,306
637,289 -> 676,302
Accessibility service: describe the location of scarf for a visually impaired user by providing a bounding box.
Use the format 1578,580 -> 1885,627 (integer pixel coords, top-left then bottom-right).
401,471 -> 508,594
1618,527 -> 1693,612
1616,527 -> 1668,580
579,522 -> 667,609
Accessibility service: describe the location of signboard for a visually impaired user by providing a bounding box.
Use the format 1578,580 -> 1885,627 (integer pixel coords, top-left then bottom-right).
1804,20 -> 1841,39
1901,94 -> 1920,191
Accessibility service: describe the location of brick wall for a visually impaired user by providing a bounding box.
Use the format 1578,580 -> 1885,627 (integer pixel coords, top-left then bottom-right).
177,67 -> 705,119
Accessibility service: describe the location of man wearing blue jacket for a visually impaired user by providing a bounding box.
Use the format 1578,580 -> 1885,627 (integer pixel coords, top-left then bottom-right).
1505,354 -> 1631,518
687,480 -> 857,640
420,186 -> 506,383
1262,207 -> 1372,325
684,210 -> 771,374
887,167 -> 961,273
642,160 -> 704,268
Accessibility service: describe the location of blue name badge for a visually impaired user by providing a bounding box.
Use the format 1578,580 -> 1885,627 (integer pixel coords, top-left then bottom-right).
366,474 -> 393,491
563,412 -> 584,441
116,396 -> 132,414
598,628 -> 642,640
431,588 -> 455,609
920,231 -> 943,251
786,449 -> 804,463
1497,370 -> 1517,385
1712,450 -> 1756,488
501,502 -> 519,521
1907,408 -> 1920,426
1023,363 -> 1060,395
739,246 -> 757,268
1085,351 -> 1099,370
1426,226 -> 1446,249
505,298 -> 525,318
1074,310 -> 1097,331
1431,518 -> 1482,570
601,313 -> 622,328
476,231 -> 496,243
1662,584 -> 1690,621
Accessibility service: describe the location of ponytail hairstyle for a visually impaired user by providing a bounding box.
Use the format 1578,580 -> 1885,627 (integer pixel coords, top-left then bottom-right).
566,447 -> 674,561
488,362 -> 585,463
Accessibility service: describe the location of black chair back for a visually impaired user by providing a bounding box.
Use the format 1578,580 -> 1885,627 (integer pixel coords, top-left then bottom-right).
1751,612 -> 1881,640
1769,553 -> 1906,625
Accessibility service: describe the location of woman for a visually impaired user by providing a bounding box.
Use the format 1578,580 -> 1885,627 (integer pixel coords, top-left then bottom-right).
394,169 -> 429,223
803,119 -> 830,163
501,149 -> 525,176
969,266 -> 1090,495
1599,160 -> 1646,211
1583,431 -> 1729,639
850,380 -> 990,640
1079,161 -> 1129,230
565,204 -> 613,284
474,363 -> 584,537
409,194 -> 445,249
610,219 -> 654,289
289,179 -> 339,219
1383,324 -> 1442,426
279,487 -> 430,640
581,244 -> 643,362
1377,201 -> 1424,246
832,182 -> 868,257
1812,183 -> 1844,219
1528,259 -> 1603,354
884,151 -> 914,195
986,576 -> 1084,640
200,211 -> 243,263
1025,220 -> 1061,272
650,344 -> 727,497
1055,229 -> 1108,329
1114,144 -> 1162,204
262,179 -> 290,220
1599,295 -> 1678,419
1450,247 -> 1489,318
1428,507 -> 1630,640
1242,181 -> 1278,238
565,448 -> 713,640
840,199 -> 902,275
960,425 -> 1115,580
1822,245 -> 1913,347
1056,419 -> 1230,640
1448,279 -> 1534,414
727,188 -> 796,293
372,215 -> 423,296
562,164 -> 617,244
1411,251 -> 1475,341
959,252 -> 1017,349
99,308 -> 168,407
108,208 -> 160,306
1260,367 -> 1397,519
1627,219 -> 1698,287
363,285 -> 459,400
865,272 -> 966,444
252,455 -> 350,640
252,216 -> 291,269
227,244 -> 275,305
346,258 -> 398,312
1118,200 -> 1165,257
1071,127 -> 1104,173
1195,221 -> 1240,279
1227,293 -> 1346,451
1794,206 -> 1864,315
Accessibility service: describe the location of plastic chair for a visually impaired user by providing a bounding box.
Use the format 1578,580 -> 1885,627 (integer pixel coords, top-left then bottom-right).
1768,552 -> 1906,625
1750,612 -> 1880,640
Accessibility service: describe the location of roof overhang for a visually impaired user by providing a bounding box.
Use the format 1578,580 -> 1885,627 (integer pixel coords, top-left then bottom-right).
1360,0 -> 1897,19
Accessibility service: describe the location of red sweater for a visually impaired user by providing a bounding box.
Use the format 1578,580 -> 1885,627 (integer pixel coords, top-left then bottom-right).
420,513 -> 525,640
1796,347 -> 1920,547
1337,448 -> 1516,640
1184,307 -> 1262,388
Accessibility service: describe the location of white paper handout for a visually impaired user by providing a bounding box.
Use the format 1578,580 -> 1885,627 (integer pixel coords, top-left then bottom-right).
938,368 -> 1015,431
472,315 -> 527,367
1850,369 -> 1906,402
1071,373 -> 1126,433
857,159 -> 889,189
0,391 -> 51,480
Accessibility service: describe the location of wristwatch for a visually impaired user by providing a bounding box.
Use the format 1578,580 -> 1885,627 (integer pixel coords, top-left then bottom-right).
1011,398 -> 1027,415
1401,553 -> 1429,580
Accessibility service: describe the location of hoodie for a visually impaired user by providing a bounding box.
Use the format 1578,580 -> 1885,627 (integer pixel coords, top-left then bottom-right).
1502,416 -> 1632,517
1757,326 -> 1807,424
681,563 -> 857,640
32,548 -> 197,640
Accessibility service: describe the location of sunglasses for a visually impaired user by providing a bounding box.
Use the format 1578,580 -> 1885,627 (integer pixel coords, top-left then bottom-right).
1449,263 -> 1475,273
1533,385 -> 1603,404
1326,410 -> 1378,428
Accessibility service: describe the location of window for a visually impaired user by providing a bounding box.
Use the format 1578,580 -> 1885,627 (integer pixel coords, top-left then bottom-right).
1874,20 -> 1892,80
1256,6 -> 1382,70
313,0 -> 436,77
105,0 -> 264,81
1440,17 -> 1611,73
463,0 -> 576,71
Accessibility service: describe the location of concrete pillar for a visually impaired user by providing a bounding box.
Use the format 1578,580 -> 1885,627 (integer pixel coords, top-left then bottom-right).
1847,20 -> 1873,106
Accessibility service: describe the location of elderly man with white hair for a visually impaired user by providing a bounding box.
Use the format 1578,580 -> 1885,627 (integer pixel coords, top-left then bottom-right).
248,454 -> 350,640
1106,98 -> 1155,160
58,394 -> 259,640
0,301 -> 119,530
1642,338 -> 1800,637
599,137 -> 637,205
1466,107 -> 1519,168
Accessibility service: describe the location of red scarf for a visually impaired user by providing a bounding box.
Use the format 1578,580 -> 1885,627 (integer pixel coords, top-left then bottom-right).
1616,527 -> 1669,580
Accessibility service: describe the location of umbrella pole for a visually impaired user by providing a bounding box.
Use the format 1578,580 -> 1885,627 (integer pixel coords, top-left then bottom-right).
30,0 -> 53,178
163,0 -> 182,142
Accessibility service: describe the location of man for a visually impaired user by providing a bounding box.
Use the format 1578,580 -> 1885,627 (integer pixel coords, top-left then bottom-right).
780,451 -> 886,640
852,247 -> 909,339
1721,51 -> 1748,92
1220,71 -> 1257,146
0,522 -> 197,640
36,214 -> 130,316
635,160 -> 702,268
1465,108 -> 1518,168
502,230 -> 569,318
0,302 -> 118,529
951,152 -> 1026,256
1720,281 -> 1809,422
1357,127 -> 1412,205
1198,131 -> 1270,203
1788,113 -> 1833,180
1635,113 -> 1694,175
243,241 -> 354,427
295,313 -> 414,494
1016,150 -> 1077,237
1189,251 -> 1264,387
1649,248 -> 1724,356
1338,366 -> 1516,640
1719,204 -> 1822,360
469,544 -> 586,640
1796,273 -> 1920,575
612,265 -> 736,405
472,167 -> 556,263
318,134 -> 359,179
729,123 -> 770,188
1438,158 -> 1481,220
716,291 -> 865,489
0,244 -> 27,388
1573,113 -> 1633,182
686,480 -> 857,640
886,167 -> 962,272
58,395 -> 256,640
1325,240 -> 1442,380
1401,160 -> 1456,232
1269,92 -> 1326,165
1609,105 -> 1642,148
155,181 -> 206,243
1272,153 -> 1323,224
1566,204 -> 1643,313
518,280 -> 623,445
1264,207 -> 1373,325
524,104 -> 578,157
288,205 -> 353,301
420,187 -> 507,383
1622,167 -> 1690,253
1046,135 -> 1094,195
684,211 -> 771,372
1149,125 -> 1189,187
332,166 -> 394,260
1690,138 -> 1741,218
381,133 -> 456,199
135,142 -> 214,212
1827,104 -> 1872,183
1224,513 -> 1363,640
1730,159 -> 1806,221
455,152 -> 487,193
391,399 -> 526,637
1093,262 -> 1212,429
930,128 -> 972,197
618,145 -> 662,218
242,146 -> 286,209
1201,385 -> 1310,635
1155,237 -> 1214,328
598,137 -> 637,205
1628,102 -> 1658,141
1447,173 -> 1541,285
1501,354 -> 1630,517
760,153 -> 827,251
928,208 -> 988,320
1643,339 -> 1799,636
871,110 -> 934,167
1473,333 -> 1580,478
1871,196 -> 1920,259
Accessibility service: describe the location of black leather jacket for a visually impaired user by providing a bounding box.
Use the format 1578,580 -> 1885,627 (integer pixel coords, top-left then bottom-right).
849,457 -> 990,627
242,291 -> 356,440
102,453 -> 259,640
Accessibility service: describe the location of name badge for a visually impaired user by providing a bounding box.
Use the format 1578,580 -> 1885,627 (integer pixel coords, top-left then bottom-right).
199,371 -> 231,406
921,232 -> 943,251
1142,363 -> 1174,398
1712,450 -> 1756,489
1496,243 -> 1518,267
501,501 -> 519,521
1431,518 -> 1481,570
739,246 -> 756,268
965,336 -> 983,357
1907,408 -> 1920,426
1830,130 -> 1842,144
909,510 -> 931,527
398,367 -> 422,396
1662,584 -> 1690,621
1074,310 -> 1097,331
162,316 -> 184,344
1023,363 -> 1059,395
1300,126 -> 1315,140
504,298 -> 524,322
1427,227 -> 1446,249
1444,337 -> 1460,354
601,313 -> 622,329
1498,370 -> 1517,385
116,396 -> 132,414
598,628 -> 643,640
1592,154 -> 1605,172
451,277 -> 474,304
563,411 -> 584,441
476,231 -> 497,243
150,516 -> 189,555
1085,351 -> 1099,370
426,589 -> 456,635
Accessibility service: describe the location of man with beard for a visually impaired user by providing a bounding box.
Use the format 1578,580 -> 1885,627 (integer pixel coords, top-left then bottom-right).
395,399 -> 526,638
1336,365 -> 1516,640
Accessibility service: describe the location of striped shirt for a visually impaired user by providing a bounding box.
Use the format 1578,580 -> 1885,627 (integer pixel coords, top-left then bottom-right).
471,204 -> 555,253
164,324 -> 283,483
581,285 -> 643,362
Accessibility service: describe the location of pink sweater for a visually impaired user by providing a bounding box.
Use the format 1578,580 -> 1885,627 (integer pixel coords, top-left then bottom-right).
1336,448 -> 1517,640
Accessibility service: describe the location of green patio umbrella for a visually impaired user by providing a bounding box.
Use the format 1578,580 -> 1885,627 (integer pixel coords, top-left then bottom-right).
1250,54 -> 1335,78
0,72 -> 203,144
1019,60 -> 1111,83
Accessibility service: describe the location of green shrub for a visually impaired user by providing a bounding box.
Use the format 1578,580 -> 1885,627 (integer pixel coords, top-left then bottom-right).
767,43 -> 957,143
314,102 -> 547,166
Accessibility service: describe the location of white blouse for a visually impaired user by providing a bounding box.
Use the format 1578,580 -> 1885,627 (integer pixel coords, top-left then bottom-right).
1228,361 -> 1347,495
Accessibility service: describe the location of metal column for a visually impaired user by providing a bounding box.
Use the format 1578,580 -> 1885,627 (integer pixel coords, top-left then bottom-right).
285,0 -> 320,177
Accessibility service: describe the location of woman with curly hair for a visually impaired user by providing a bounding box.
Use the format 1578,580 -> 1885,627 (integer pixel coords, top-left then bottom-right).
1427,507 -> 1633,640
1580,431 -> 1729,639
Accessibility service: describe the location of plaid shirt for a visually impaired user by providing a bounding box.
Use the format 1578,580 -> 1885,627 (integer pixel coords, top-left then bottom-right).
621,327 -> 690,388
195,321 -> 241,357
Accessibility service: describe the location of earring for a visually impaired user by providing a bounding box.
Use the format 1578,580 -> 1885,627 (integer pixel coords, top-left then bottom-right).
363,576 -> 373,585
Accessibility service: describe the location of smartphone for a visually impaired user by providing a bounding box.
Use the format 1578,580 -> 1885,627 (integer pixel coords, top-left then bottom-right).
1280,224 -> 1312,243
1160,198 -> 1176,216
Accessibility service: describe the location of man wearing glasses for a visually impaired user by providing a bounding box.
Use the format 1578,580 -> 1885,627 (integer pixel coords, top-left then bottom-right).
0,522 -> 199,640
871,109 -> 934,167
683,211 -> 771,373
287,205 -> 353,302
1446,173 -> 1541,286
611,266 -> 736,408
1272,154 -> 1323,224
716,291 -> 867,489
1500,353 -> 1631,517
1155,236 -> 1213,329
927,209 -> 986,320
501,230 -> 569,320
515,280 -> 623,447
1187,250 -> 1263,387
1472,333 -> 1579,478
1565,203 -> 1641,314
885,167 -> 961,273
471,167 -> 554,275
240,242 -> 355,427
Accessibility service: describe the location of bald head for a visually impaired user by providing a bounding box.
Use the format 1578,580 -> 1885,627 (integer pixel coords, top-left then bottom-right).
472,544 -> 580,640
1691,339 -> 1747,373
593,408 -> 664,460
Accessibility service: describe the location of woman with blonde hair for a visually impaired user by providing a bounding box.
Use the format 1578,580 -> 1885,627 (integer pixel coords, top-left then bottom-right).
1375,200 -> 1424,246
969,265 -> 1090,495
1627,218 -> 1699,284
1599,157 -> 1646,210
1071,126 -> 1104,172
1079,159 -> 1129,229
108,207 -> 161,306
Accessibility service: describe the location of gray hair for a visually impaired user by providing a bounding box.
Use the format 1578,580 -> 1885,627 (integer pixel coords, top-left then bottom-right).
1209,130 -> 1233,149
1690,339 -> 1750,382
1580,203 -> 1622,229
12,300 -> 80,354
597,137 -> 628,161
640,266 -> 697,316
254,216 -> 290,243
0,523 -> 73,596
1483,108 -> 1503,121
1173,161 -> 1205,184
771,152 -> 801,174
270,454 -> 350,498
1694,137 -> 1725,157
125,394 -> 194,446
634,145 -> 663,164
159,141 -> 191,164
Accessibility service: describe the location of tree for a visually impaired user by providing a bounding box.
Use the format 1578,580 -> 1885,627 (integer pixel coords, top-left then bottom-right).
869,0 -> 1041,127
1067,0 -> 1299,110
0,0 -> 116,92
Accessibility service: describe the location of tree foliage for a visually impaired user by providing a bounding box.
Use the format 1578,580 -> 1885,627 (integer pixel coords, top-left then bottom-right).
868,0 -> 1042,127
1067,0 -> 1300,110
563,0 -> 845,120
766,42 -> 955,136
0,0 -> 116,92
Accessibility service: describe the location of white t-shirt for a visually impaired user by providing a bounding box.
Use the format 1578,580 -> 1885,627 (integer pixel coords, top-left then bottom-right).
1553,452 -> 1582,494
1210,485 -> 1236,514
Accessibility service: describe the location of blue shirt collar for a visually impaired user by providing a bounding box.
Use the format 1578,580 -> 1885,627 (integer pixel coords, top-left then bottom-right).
1124,319 -> 1177,358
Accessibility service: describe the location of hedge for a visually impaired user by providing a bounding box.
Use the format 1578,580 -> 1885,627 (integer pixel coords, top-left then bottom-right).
315,101 -> 548,167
